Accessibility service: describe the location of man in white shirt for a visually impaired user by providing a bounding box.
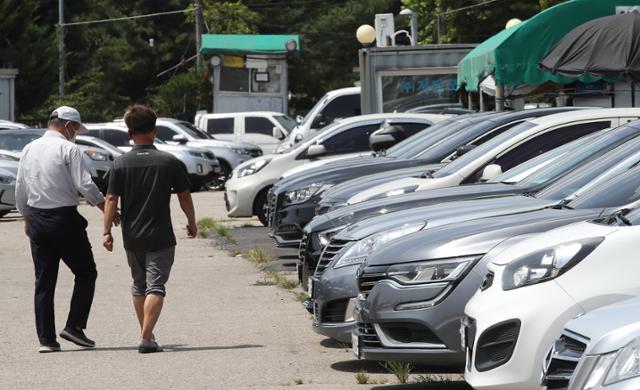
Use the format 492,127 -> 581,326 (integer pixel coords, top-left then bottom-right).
15,106 -> 118,353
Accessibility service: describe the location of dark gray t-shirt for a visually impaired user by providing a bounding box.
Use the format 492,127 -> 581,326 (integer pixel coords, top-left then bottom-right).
107,145 -> 190,251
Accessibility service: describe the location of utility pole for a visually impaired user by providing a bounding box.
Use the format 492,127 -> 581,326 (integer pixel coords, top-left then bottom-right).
195,0 -> 204,70
58,0 -> 65,97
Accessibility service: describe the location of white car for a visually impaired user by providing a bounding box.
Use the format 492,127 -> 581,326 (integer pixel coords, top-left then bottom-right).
463,199 -> 640,390
277,86 -> 361,153
542,297 -> 640,390
224,113 -> 448,225
347,108 -> 640,205
0,167 -> 16,217
194,111 -> 295,154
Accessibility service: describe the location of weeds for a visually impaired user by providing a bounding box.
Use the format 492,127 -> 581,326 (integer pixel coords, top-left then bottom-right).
272,273 -> 298,289
413,374 -> 459,383
295,292 -> 310,302
244,246 -> 272,267
196,217 -> 237,244
381,361 -> 413,384
228,250 -> 242,257
293,378 -> 304,385
355,370 -> 370,384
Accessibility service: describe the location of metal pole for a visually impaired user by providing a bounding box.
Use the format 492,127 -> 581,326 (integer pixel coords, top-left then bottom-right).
195,0 -> 204,70
58,0 -> 64,98
495,84 -> 505,112
436,14 -> 441,44
410,13 -> 418,45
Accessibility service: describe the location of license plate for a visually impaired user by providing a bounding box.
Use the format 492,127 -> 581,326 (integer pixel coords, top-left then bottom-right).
308,277 -> 314,298
352,333 -> 361,359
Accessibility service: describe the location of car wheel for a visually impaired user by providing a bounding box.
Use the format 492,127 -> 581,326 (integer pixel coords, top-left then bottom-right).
206,161 -> 231,191
0,210 -> 9,218
253,187 -> 271,227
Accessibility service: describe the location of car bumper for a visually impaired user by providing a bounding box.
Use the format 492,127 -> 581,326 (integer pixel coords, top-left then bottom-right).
272,199 -> 317,246
225,176 -> 258,217
464,280 -> 583,390
353,267 -> 484,369
311,264 -> 360,343
188,170 -> 219,189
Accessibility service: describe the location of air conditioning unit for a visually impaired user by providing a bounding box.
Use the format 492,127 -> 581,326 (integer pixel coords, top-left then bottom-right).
616,6 -> 640,14
375,13 -> 395,47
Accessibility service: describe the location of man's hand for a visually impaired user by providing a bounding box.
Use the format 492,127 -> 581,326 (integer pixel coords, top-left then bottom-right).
113,209 -> 121,226
23,221 -> 29,237
186,221 -> 197,238
103,233 -> 114,252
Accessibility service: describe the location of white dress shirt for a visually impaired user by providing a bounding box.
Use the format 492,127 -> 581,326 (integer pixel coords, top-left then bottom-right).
15,131 -> 104,216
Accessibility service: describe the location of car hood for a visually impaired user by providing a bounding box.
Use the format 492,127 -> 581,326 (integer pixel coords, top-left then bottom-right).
365,208 -> 601,267
311,182 -> 524,232
0,166 -> 16,179
280,152 -> 377,180
276,158 -> 434,194
335,195 -> 551,241
189,139 -> 260,150
563,297 -> 640,355
346,173 -> 462,205
0,159 -> 18,175
489,220 -> 620,266
321,163 -> 445,203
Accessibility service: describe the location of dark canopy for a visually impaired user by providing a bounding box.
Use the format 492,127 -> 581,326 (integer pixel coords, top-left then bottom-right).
539,12 -> 640,82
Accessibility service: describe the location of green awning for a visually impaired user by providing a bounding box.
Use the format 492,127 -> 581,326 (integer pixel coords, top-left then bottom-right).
200,34 -> 300,55
458,0 -> 640,91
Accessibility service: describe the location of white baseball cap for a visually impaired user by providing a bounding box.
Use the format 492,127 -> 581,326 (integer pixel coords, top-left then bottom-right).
50,106 -> 88,134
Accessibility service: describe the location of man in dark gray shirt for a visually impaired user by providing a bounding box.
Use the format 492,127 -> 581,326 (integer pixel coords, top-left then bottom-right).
103,104 -> 197,353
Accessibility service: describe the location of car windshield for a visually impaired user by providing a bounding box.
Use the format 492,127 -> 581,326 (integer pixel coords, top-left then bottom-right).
286,121 -> 342,154
386,117 -> 464,158
503,129 -> 617,185
622,208 -> 640,225
274,115 -> 297,132
299,94 -> 330,127
0,132 -> 42,151
175,121 -> 211,140
78,137 -> 124,155
537,135 -> 640,201
569,166 -> 640,209
433,121 -> 538,178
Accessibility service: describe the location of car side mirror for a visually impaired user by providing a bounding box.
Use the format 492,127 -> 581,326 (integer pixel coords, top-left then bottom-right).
480,164 -> 503,182
128,140 -> 135,146
172,134 -> 188,144
369,125 -> 406,152
456,144 -> 476,157
273,126 -> 286,141
294,133 -> 304,143
295,115 -> 304,124
306,144 -> 326,158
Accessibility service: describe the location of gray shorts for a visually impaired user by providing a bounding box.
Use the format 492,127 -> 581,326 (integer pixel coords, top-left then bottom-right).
126,246 -> 175,297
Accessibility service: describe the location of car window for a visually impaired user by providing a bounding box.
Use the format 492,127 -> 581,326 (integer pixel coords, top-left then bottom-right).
102,130 -> 131,147
274,115 -> 296,132
246,117 -> 275,136
470,120 -> 524,146
392,122 -> 432,137
570,166 -> 640,209
173,122 -> 210,139
492,121 -> 612,172
0,133 -> 42,151
320,123 -> 380,156
156,125 -> 178,142
207,118 -> 234,134
386,117 -> 462,158
322,94 -> 361,123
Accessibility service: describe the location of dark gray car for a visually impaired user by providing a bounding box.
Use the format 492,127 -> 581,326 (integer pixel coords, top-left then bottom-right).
350,166 -> 640,369
310,128 -> 640,344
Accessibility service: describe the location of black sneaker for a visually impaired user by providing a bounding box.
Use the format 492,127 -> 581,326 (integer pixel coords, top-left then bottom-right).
138,339 -> 162,354
60,327 -> 95,348
39,341 -> 61,353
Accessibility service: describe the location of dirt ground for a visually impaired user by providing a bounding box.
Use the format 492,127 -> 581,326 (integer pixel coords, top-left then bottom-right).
0,191 -> 471,389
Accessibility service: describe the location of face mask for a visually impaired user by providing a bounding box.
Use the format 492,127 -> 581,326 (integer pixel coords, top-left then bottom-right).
64,123 -> 77,143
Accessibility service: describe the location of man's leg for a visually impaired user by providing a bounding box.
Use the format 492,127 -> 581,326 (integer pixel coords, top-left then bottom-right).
30,234 -> 61,346
141,295 -> 164,341
132,296 -> 145,330
141,246 -> 175,342
126,251 -> 148,334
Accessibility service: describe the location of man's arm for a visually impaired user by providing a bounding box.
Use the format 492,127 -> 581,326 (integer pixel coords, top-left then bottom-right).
68,147 -> 105,207
15,153 -> 30,236
102,194 -> 119,251
177,191 -> 197,238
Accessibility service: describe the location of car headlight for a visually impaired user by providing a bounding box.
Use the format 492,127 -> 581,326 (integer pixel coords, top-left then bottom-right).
318,225 -> 347,247
225,146 -> 253,155
188,150 -> 205,158
0,175 -> 15,185
501,238 -> 604,291
601,337 -> 640,386
333,222 -> 425,269
84,150 -> 108,161
237,158 -> 272,178
284,183 -> 334,206
386,255 -> 479,286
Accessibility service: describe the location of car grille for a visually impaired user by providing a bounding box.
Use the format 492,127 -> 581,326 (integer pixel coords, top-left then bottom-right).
357,265 -> 389,300
315,239 -> 351,277
299,233 -> 309,261
204,151 -> 216,160
267,187 -> 276,228
358,322 -> 382,348
542,333 -> 588,390
380,322 -> 443,345
316,203 -> 331,215
480,271 -> 494,291
475,320 -> 521,372
320,299 -> 350,323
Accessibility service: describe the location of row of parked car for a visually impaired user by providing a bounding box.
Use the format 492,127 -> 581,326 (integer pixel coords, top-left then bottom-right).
224,105 -> 640,389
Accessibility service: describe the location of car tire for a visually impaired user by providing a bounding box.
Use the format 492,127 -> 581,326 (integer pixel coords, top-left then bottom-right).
253,187 -> 271,227
206,160 -> 231,191
0,210 -> 9,218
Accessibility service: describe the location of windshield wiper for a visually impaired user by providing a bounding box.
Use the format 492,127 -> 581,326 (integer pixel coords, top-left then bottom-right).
521,191 -> 537,198
607,208 -> 632,226
550,198 -> 574,210
421,170 -> 435,178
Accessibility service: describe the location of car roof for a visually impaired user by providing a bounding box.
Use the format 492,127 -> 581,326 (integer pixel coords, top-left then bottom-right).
333,113 -> 450,125
196,112 -> 287,118
528,108 -> 640,127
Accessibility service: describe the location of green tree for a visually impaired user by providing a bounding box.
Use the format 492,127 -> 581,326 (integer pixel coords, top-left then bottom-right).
153,69 -> 211,120
200,1 -> 261,34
